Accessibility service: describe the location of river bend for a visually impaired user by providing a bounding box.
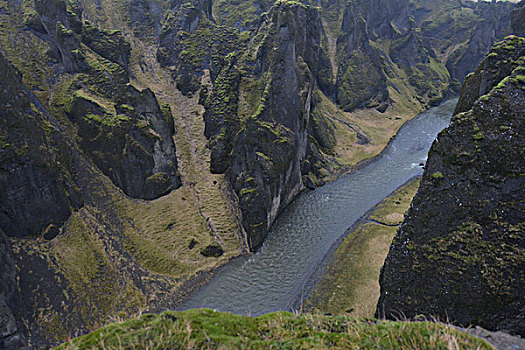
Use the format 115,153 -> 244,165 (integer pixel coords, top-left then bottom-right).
179,100 -> 457,316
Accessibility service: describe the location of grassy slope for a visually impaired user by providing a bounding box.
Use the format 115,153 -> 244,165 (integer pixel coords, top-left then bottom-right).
307,178 -> 421,317
57,308 -> 493,349
123,38 -> 246,274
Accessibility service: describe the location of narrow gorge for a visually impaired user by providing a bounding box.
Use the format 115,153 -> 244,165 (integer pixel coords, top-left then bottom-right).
0,0 -> 523,348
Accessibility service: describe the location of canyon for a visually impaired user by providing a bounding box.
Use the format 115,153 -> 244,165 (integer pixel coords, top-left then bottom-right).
0,0 -> 523,348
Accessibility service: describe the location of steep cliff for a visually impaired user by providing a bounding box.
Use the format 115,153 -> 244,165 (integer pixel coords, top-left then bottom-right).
220,2 -> 327,249
445,0 -> 515,82
3,0 -> 181,201
201,0 -> 516,249
377,36 -> 525,336
0,53 -> 82,240
511,0 -> 525,37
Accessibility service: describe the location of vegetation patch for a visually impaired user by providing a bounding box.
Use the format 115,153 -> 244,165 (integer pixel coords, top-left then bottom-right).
57,308 -> 493,349
432,171 -> 444,179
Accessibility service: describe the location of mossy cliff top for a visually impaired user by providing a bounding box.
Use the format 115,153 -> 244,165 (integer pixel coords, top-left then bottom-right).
57,309 -> 493,349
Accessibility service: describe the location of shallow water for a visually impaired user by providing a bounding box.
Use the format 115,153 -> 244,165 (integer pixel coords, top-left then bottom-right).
179,99 -> 457,316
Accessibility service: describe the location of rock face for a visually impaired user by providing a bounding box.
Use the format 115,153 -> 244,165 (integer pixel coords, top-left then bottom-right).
0,0 -> 182,347
336,5 -> 389,112
511,0 -> 525,37
445,0 -> 515,82
377,36 -> 525,336
0,52 -> 82,239
31,0 -> 181,200
0,48 -> 85,348
157,0 -> 235,94
67,85 -> 180,200
225,2 -> 326,249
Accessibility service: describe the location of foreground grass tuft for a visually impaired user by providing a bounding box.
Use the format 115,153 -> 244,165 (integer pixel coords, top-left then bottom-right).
57,309 -> 493,349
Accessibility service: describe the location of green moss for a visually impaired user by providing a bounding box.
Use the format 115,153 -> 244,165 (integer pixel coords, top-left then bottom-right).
337,50 -> 385,111
0,140 -> 11,149
85,113 -> 130,127
81,19 -> 130,64
431,172 -> 444,179
119,104 -> 134,112
310,108 -> 336,155
255,151 -> 271,162
84,49 -> 127,80
159,103 -> 173,127
415,221 -> 524,292
213,0 -> 268,30
406,57 -> 450,106
21,0 -> 41,30
473,131 -> 485,141
57,309 -> 493,349
240,188 -> 257,196
57,22 -> 74,37
147,172 -> 169,183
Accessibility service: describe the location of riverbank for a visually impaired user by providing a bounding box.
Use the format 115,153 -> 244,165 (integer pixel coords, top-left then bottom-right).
304,177 -> 421,316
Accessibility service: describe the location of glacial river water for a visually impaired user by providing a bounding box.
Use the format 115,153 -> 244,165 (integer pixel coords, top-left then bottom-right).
179,99 -> 457,316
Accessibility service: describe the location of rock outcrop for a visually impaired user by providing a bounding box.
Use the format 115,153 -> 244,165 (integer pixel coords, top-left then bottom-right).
377,36 -> 525,336
157,0 -> 236,94
336,5 -> 389,112
0,52 -> 82,239
29,0 -> 181,200
0,48 -> 83,349
66,85 -> 180,200
511,0 -> 525,37
228,2 -> 326,249
445,0 -> 515,82
200,1 -> 331,250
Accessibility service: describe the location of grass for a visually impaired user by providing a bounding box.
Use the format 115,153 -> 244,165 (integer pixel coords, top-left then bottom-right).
56,308 -> 493,349
369,179 -> 422,226
307,178 -> 421,317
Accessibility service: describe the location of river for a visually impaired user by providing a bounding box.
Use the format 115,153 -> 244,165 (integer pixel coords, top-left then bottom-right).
179,99 -> 457,316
